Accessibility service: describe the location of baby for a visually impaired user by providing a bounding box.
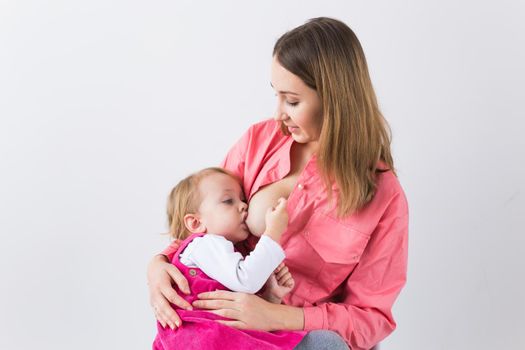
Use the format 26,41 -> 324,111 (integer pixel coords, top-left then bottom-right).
153,167 -> 305,350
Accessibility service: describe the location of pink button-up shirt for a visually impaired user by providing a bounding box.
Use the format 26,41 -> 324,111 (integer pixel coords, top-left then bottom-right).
162,119 -> 409,350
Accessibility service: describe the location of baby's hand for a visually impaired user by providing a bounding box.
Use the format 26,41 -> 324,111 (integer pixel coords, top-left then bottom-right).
262,263 -> 295,304
264,198 -> 288,242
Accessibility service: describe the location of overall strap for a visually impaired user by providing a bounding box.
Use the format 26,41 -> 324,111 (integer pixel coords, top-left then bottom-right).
173,232 -> 207,262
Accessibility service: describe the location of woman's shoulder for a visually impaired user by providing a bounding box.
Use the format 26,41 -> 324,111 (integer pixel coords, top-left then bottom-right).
373,169 -> 409,217
376,168 -> 402,190
229,118 -> 282,150
327,170 -> 408,234
245,118 -> 281,138
232,118 -> 287,155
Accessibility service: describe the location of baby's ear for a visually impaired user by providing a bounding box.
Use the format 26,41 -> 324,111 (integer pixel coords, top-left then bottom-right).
183,213 -> 206,233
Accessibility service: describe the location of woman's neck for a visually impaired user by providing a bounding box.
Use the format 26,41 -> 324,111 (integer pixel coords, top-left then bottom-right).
289,141 -> 318,174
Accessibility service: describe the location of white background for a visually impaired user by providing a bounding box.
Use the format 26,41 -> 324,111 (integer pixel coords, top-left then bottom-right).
1,1 -> 524,349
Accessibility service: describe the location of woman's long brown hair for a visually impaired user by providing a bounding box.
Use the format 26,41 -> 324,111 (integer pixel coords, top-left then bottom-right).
274,17 -> 395,217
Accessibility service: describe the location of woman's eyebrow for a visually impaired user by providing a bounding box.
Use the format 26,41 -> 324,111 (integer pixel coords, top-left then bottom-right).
270,82 -> 299,96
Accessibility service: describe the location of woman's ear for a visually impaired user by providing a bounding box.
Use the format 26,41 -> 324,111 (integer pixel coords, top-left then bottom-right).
183,213 -> 206,233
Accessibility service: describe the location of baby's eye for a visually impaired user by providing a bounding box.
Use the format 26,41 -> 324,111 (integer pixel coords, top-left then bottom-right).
222,199 -> 233,205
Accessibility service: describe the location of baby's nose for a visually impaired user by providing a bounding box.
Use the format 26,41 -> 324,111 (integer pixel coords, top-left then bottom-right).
239,201 -> 248,212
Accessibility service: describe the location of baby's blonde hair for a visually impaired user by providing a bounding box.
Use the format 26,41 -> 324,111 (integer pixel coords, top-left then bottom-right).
166,167 -> 239,240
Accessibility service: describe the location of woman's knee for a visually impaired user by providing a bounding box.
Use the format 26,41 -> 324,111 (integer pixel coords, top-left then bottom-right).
294,330 -> 350,350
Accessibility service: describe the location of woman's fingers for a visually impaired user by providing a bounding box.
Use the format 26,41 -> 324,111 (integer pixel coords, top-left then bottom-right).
153,307 -> 166,328
192,298 -> 238,311
216,320 -> 248,330
147,255 -> 189,329
193,291 -> 242,310
197,290 -> 237,301
160,285 -> 192,310
208,308 -> 242,320
151,291 -> 182,329
165,264 -> 191,295
156,306 -> 177,329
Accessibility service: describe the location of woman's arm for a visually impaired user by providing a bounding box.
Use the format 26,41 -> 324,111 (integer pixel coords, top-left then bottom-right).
302,198 -> 409,349
193,290 -> 305,331
147,241 -> 193,329
220,122 -> 253,181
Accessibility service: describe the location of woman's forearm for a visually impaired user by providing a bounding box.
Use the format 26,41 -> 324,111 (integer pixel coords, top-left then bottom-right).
270,303 -> 305,331
155,253 -> 169,262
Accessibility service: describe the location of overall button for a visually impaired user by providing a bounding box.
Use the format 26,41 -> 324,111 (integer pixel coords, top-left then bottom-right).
188,269 -> 197,277
297,183 -> 304,190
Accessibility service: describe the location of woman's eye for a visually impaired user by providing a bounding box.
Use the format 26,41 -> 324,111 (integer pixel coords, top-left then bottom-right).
286,101 -> 298,107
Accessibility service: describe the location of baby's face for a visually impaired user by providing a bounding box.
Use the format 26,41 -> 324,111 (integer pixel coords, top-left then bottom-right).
196,172 -> 250,243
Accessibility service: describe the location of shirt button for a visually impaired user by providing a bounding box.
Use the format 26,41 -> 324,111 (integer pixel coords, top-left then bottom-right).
189,269 -> 197,277
297,183 -> 304,190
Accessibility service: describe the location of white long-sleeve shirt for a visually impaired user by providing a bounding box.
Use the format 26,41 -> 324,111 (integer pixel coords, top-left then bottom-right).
179,234 -> 285,294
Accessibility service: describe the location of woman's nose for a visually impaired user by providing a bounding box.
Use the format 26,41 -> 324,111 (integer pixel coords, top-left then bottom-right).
274,111 -> 288,121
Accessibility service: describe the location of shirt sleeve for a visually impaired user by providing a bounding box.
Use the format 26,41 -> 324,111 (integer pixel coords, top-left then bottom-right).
160,240 -> 182,262
302,193 -> 409,350
182,234 -> 285,293
220,124 -> 253,182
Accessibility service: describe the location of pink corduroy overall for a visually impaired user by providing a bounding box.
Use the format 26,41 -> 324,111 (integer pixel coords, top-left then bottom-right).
153,233 -> 305,350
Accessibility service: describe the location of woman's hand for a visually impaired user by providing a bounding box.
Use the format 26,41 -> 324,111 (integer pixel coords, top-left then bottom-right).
193,291 -> 277,330
192,290 -> 304,331
147,254 -> 193,329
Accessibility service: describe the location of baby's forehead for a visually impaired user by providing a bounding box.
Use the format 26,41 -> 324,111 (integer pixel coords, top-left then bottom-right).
199,172 -> 243,193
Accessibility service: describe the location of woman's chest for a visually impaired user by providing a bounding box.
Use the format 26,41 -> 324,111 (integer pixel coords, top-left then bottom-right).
281,211 -> 372,306
245,142 -> 313,236
245,174 -> 298,236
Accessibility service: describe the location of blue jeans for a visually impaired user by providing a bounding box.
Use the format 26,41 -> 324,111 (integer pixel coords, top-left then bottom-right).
294,330 -> 350,350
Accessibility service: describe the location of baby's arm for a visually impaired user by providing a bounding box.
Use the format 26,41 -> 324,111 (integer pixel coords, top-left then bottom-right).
181,234 -> 285,294
183,198 -> 290,294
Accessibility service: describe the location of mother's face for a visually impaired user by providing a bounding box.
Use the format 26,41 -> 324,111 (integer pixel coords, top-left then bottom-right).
270,57 -> 323,147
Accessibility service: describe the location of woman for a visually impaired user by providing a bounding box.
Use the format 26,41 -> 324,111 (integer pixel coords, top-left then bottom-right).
148,17 -> 408,350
